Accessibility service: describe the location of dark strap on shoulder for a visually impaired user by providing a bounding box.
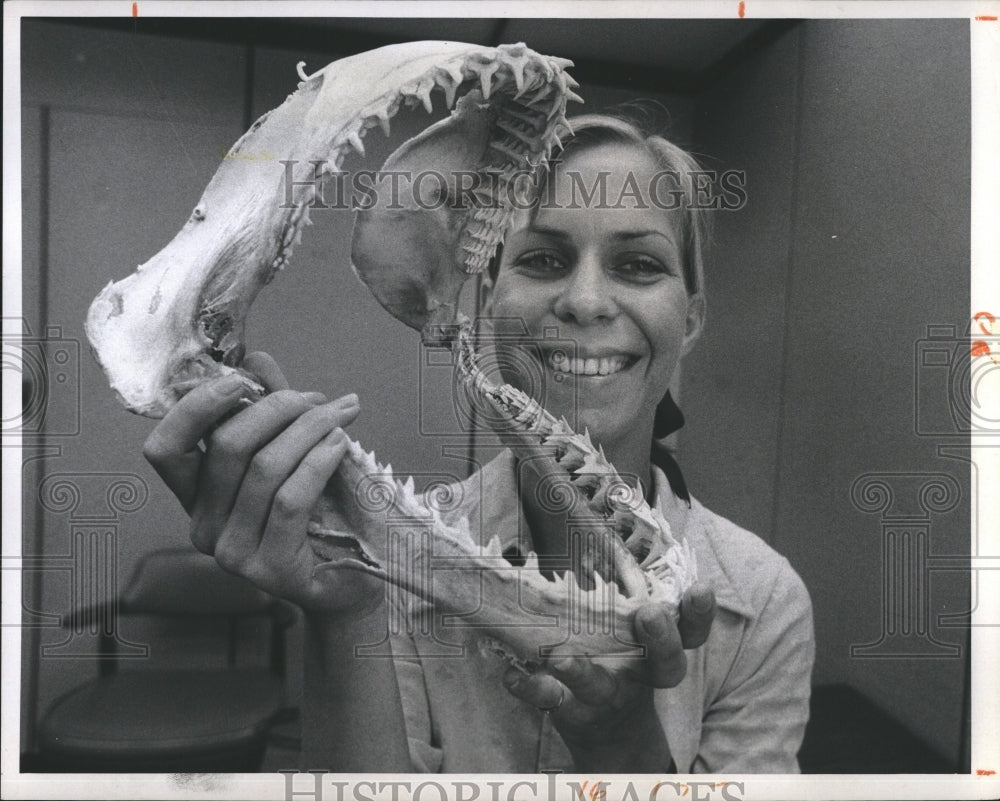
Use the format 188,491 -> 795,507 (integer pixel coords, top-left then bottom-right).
651,391 -> 691,504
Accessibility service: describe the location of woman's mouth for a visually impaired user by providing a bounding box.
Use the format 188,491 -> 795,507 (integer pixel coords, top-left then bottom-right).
548,350 -> 636,377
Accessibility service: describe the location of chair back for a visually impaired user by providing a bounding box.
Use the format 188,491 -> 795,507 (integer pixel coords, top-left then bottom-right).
121,548 -> 273,616
101,547 -> 295,677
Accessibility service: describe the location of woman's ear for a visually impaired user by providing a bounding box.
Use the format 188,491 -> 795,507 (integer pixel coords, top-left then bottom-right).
682,293 -> 706,354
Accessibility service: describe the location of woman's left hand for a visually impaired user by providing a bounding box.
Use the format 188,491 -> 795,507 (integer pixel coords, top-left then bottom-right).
502,582 -> 716,771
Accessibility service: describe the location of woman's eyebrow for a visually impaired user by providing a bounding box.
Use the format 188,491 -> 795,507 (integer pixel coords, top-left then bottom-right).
612,230 -> 678,245
521,225 -> 573,241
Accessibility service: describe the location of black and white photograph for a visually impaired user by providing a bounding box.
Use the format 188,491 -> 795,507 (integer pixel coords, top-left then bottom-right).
3,2 -> 998,799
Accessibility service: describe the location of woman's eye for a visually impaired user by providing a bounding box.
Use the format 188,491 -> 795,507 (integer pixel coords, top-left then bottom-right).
616,256 -> 670,280
514,251 -> 566,276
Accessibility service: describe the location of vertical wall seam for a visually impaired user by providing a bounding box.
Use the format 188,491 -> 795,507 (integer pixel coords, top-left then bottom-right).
25,103 -> 52,754
768,27 -> 806,550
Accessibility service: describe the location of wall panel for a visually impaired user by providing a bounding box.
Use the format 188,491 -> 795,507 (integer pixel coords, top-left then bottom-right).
21,20 -> 247,746
774,19 -> 970,765
684,25 -> 800,540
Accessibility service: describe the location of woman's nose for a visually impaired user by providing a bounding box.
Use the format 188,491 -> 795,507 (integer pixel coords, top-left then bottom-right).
552,256 -> 617,324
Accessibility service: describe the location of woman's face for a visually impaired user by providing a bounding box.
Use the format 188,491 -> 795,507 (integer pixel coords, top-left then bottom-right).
484,141 -> 704,448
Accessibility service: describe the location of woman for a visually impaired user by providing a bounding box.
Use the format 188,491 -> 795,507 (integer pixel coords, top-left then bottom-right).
142,114 -> 814,773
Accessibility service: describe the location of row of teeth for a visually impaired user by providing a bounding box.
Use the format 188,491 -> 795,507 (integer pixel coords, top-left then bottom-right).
271,47 -> 577,280
550,353 -> 629,376
340,435 -> 633,603
453,325 -> 641,537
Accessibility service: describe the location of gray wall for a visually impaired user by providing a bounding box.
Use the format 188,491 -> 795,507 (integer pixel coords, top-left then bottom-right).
20,19 -> 970,767
682,20 -> 970,766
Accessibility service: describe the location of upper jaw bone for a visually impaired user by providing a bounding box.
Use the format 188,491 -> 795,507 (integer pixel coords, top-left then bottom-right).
85,42 -> 576,416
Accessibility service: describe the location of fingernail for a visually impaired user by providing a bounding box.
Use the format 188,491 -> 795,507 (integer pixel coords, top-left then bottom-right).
327,427 -> 346,442
337,393 -> 359,407
213,374 -> 244,395
301,391 -> 328,404
552,656 -> 575,674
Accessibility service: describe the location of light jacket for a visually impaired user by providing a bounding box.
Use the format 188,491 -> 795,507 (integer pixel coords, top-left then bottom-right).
391,449 -> 815,773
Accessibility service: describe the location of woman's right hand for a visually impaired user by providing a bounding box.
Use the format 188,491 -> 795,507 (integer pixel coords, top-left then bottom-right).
142,352 -> 384,616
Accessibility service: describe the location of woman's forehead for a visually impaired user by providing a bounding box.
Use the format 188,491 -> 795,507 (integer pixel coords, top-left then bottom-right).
507,141 -> 685,243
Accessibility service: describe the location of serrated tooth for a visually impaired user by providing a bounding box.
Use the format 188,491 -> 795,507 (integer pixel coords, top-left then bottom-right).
375,110 -> 391,137
524,551 -> 540,572
441,79 -> 458,109
485,535 -> 503,557
592,568 -> 607,597
478,63 -> 499,99
526,85 -> 552,106
509,59 -> 527,93
403,475 -> 415,495
417,83 -> 434,113
444,61 -> 465,86
348,131 -> 365,156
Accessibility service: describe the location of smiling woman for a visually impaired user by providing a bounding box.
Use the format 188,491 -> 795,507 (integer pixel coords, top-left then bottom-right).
430,117 -> 815,772
131,108 -> 813,772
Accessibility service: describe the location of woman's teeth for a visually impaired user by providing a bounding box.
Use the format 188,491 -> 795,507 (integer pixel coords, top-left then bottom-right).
550,352 -> 629,376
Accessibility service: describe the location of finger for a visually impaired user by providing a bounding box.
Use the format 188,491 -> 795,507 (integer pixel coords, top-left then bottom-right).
244,351 -> 290,392
547,654 -> 618,708
254,427 -> 350,562
212,400 -> 360,557
502,668 -> 566,712
199,390 -> 344,504
190,390 -> 330,554
142,373 -> 251,511
678,583 -> 716,650
634,603 -> 687,688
